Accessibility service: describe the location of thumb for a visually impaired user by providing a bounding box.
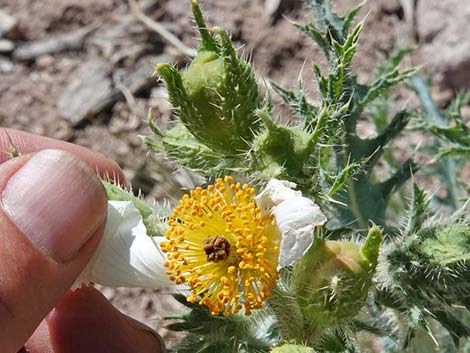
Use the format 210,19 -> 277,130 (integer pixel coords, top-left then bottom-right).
0,149 -> 107,353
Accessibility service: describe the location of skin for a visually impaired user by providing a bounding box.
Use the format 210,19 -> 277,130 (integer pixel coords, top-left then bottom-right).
0,128 -> 164,353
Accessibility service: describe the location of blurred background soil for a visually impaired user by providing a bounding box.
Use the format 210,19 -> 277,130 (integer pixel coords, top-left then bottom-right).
1,0 -> 469,347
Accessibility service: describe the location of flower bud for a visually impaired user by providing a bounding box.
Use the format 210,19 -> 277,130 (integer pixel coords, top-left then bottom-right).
417,223 -> 470,305
294,225 -> 382,327
421,224 -> 470,266
251,110 -> 313,181
155,1 -> 260,154
271,343 -> 315,353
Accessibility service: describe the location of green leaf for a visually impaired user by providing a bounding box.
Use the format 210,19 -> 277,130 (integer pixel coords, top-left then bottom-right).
327,160 -> 361,197
357,68 -> 416,112
145,123 -> 238,176
190,0 -> 217,52
271,81 -> 319,130
404,183 -> 429,236
293,22 -> 330,57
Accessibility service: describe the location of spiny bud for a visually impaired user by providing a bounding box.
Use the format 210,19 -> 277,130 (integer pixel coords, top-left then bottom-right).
155,0 -> 260,154
294,225 -> 382,327
416,223 -> 470,306
420,223 -> 470,266
251,109 -> 313,182
271,343 -> 315,353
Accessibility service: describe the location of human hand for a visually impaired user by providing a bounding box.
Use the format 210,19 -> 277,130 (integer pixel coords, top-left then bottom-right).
0,129 -> 164,353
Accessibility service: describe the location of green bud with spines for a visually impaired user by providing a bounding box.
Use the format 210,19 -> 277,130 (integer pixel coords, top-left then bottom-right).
250,109 -> 315,184
387,219 -> 470,308
420,223 -> 470,266
155,0 -> 260,154
294,225 -> 382,327
422,224 -> 470,307
271,343 -> 316,353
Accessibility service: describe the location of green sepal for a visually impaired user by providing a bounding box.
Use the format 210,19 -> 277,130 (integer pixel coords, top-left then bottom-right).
294,227 -> 381,327
250,109 -> 315,185
361,223 -> 383,268
102,180 -> 170,237
144,122 -> 237,176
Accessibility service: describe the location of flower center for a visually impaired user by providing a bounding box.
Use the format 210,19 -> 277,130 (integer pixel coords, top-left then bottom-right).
203,235 -> 231,262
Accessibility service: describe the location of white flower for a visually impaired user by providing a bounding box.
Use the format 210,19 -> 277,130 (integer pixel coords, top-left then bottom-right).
79,200 -> 174,288
255,179 -> 327,268
255,179 -> 301,211
77,178 -> 326,290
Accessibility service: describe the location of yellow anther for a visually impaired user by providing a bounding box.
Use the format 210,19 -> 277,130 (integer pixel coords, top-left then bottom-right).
163,177 -> 281,317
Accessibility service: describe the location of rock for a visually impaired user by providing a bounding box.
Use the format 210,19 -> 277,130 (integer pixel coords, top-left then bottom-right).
59,55 -> 171,125
417,0 -> 470,90
58,60 -> 115,125
0,39 -> 14,53
0,10 -> 17,38
35,55 -> 55,69
114,54 -> 159,94
0,56 -> 13,73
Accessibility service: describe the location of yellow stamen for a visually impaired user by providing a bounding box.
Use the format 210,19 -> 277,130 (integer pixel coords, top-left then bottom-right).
161,177 -> 281,316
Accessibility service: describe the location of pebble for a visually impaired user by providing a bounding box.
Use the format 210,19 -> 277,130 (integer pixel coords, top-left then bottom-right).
0,56 -> 14,73
0,10 -> 17,38
0,39 -> 14,53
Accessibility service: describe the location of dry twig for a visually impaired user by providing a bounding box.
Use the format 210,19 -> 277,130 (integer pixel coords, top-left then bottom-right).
113,71 -> 143,122
128,0 -> 197,58
13,24 -> 98,60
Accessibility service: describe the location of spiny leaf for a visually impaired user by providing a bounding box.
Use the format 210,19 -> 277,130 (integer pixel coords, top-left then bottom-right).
190,0 -> 217,52
404,183 -> 429,236
144,123 -> 238,176
372,47 -> 413,80
293,22 -> 330,57
378,158 -> 418,200
356,67 -> 416,112
271,81 -> 319,130
327,160 -> 361,197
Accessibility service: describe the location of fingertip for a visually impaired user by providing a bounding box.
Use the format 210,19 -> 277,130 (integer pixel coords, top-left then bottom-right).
42,287 -> 165,353
0,128 -> 125,184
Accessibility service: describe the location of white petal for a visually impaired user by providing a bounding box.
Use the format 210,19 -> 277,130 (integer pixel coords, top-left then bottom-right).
273,197 -> 327,268
79,201 -> 174,288
255,178 -> 301,212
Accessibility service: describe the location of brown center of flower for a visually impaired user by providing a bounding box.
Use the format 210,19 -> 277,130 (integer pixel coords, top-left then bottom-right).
202,235 -> 231,262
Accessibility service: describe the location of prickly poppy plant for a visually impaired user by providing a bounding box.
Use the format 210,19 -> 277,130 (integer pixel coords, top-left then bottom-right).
81,1 -> 470,352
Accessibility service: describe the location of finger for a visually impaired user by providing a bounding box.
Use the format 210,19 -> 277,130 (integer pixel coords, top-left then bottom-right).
0,150 -> 108,353
25,286 -> 165,353
0,128 -> 124,183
